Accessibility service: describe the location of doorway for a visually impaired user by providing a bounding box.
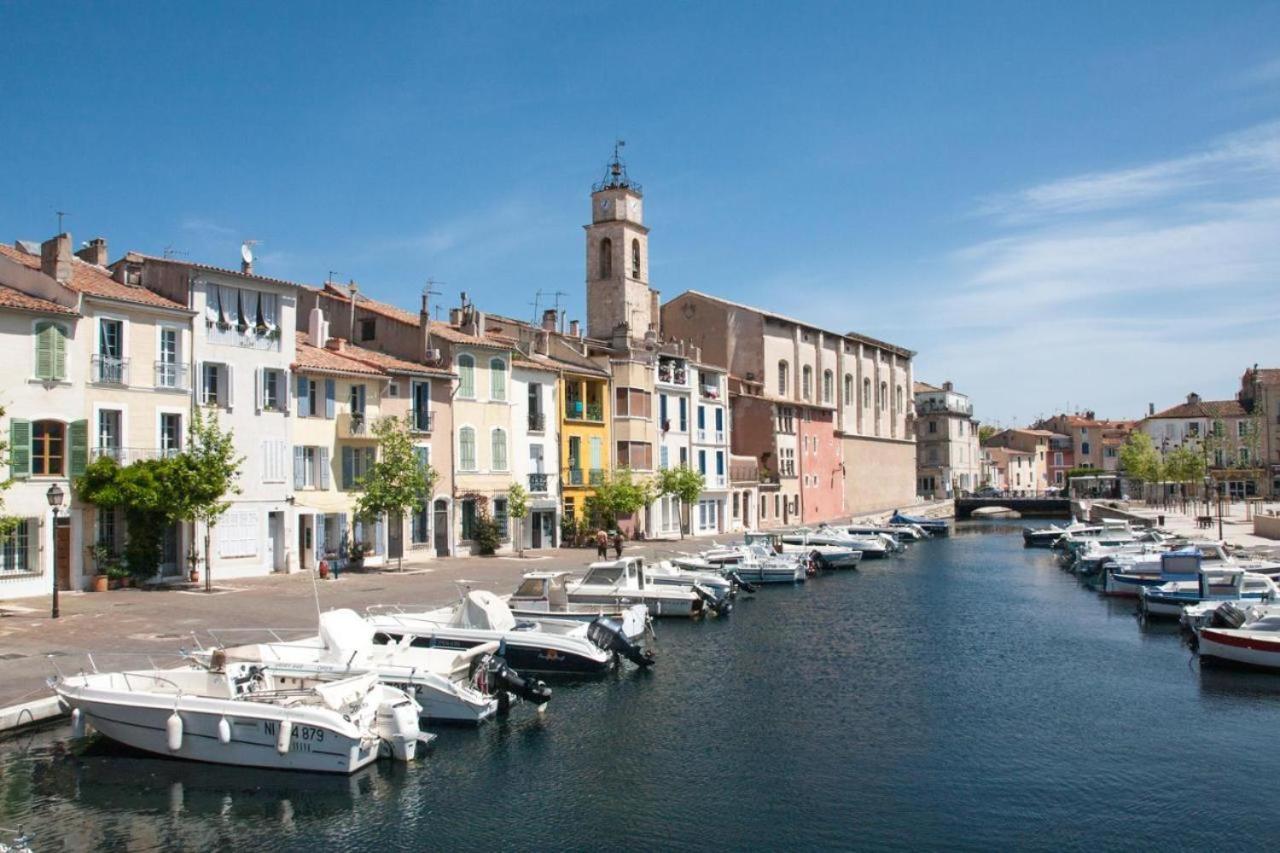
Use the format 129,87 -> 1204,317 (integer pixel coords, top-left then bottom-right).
55,518 -> 71,591
530,512 -> 543,549
388,514 -> 404,561
433,499 -> 449,556
267,511 -> 283,572
159,524 -> 180,577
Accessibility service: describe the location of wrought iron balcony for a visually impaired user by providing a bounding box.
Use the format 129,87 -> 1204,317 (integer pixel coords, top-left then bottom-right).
340,413 -> 373,439
91,446 -> 180,464
589,468 -> 606,486
528,472 -> 551,493
528,412 -> 546,432
564,400 -> 605,422
92,355 -> 129,385
411,410 -> 435,433
567,468 -> 584,486
154,360 -> 188,390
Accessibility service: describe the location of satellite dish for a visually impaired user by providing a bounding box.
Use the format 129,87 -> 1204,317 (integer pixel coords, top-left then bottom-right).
240,243 -> 254,264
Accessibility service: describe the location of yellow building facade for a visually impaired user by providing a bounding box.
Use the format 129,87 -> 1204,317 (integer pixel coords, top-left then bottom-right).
559,368 -> 611,525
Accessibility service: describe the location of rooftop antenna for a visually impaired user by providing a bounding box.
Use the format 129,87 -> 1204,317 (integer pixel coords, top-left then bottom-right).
550,290 -> 568,333
422,279 -> 443,352
162,245 -> 188,260
241,239 -> 261,272
327,270 -> 340,286
346,279 -> 359,340
56,210 -> 70,233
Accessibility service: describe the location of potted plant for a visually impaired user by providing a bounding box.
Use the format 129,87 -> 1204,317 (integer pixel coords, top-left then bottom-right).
346,538 -> 368,571
106,563 -> 130,590
186,547 -> 201,584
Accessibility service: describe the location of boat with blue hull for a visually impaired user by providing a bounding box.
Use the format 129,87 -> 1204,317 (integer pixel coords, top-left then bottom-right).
890,511 -> 949,536
1140,566 -> 1278,618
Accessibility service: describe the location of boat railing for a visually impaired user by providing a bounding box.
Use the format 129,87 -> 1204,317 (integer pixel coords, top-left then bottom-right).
195,626 -> 316,651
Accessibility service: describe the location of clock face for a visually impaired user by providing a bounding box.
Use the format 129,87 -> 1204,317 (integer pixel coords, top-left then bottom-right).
628,198 -> 640,216
598,198 -> 611,214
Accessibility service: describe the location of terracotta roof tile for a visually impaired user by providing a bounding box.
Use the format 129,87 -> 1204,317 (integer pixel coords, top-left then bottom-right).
2,243 -> 187,311
1148,399 -> 1246,419
341,341 -> 455,378
128,252 -> 308,292
0,283 -> 78,316
293,332 -> 385,377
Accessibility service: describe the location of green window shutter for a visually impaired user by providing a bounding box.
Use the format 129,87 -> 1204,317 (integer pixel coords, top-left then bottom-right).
34,322 -> 54,380
9,419 -> 31,479
52,323 -> 66,380
69,420 -> 89,478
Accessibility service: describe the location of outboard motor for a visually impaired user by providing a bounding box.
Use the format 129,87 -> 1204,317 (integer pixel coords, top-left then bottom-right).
477,654 -> 552,714
693,582 -> 732,616
588,616 -> 656,668
808,550 -> 825,575
1211,602 -> 1249,630
728,571 -> 757,594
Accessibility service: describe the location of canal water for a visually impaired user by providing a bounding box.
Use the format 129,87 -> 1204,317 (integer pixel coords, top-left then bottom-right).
4,521 -> 1280,851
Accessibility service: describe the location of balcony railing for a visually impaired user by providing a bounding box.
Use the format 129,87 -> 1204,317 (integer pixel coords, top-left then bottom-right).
92,446 -> 181,464
528,412 -> 546,432
564,401 -> 605,422
714,430 -> 725,444
657,363 -> 688,385
696,429 -> 708,442
699,385 -> 721,400
567,468 -> 584,486
340,413 -> 372,438
154,361 -> 188,390
411,411 -> 435,433
589,468 -> 606,486
92,355 -> 129,385
528,473 -> 551,493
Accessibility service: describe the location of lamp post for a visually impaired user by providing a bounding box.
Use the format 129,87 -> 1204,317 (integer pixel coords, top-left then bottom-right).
46,483 -> 64,619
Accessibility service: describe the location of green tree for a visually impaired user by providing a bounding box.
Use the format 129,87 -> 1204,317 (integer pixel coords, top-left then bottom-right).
1163,445 -> 1205,507
978,424 -> 998,443
655,465 -> 705,538
590,468 -> 654,531
353,414 -> 437,570
1118,432 -> 1161,498
507,482 -> 529,557
167,408 -> 243,591
0,405 -> 17,537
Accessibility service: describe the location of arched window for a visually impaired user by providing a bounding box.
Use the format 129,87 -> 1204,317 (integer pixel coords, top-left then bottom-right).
863,378 -> 871,408
491,428 -> 508,471
631,239 -> 641,278
457,354 -> 475,398
802,366 -> 813,400
895,385 -> 903,413
32,420 -> 66,476
822,370 -> 833,403
777,360 -> 789,395
879,382 -> 888,410
844,374 -> 853,405
599,238 -> 613,279
459,426 -> 476,471
489,357 -> 506,401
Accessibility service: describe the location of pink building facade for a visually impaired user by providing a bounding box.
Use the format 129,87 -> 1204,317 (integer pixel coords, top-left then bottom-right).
798,406 -> 844,523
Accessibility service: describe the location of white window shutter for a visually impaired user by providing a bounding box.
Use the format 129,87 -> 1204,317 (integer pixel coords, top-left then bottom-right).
254,368 -> 262,414
225,364 -> 235,410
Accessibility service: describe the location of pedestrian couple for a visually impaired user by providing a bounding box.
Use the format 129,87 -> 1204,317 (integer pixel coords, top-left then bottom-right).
596,528 -> 623,559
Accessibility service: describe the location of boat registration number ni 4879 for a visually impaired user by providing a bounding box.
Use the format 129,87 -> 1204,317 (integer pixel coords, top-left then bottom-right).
263,721 -> 327,749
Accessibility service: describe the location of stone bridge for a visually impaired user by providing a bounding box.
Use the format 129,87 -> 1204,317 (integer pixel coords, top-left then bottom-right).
955,496 -> 1073,519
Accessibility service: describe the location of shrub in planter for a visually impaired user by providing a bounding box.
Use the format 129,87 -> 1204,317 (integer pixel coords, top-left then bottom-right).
471,511 -> 503,556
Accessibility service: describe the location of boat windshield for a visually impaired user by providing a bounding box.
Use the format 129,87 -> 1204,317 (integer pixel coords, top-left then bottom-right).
583,564 -> 625,585
512,578 -> 546,599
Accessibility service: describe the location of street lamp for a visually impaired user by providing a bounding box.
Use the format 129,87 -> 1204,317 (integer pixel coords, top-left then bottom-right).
46,482 -> 64,619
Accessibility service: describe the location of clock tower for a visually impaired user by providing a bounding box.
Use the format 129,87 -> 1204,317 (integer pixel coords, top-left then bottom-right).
585,143 -> 656,343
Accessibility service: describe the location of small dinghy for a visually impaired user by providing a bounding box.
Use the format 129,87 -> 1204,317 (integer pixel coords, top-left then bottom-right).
53,658 -> 426,774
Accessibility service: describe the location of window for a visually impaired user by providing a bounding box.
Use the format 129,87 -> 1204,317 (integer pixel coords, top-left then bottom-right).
660,446 -> 670,469
823,370 -> 833,403
779,447 -> 795,476
1238,421 -> 1248,438
262,439 -> 288,484
412,503 -> 430,544
493,498 -> 509,537
844,374 -> 853,405
1054,452 -> 1064,466
715,407 -> 724,437
1081,441 -> 1091,455
261,369 -> 284,412
97,509 -> 117,550
34,321 -> 68,381
678,398 -> 688,432
412,381 -> 431,431
387,381 -> 400,398
716,451 -> 725,478
1240,447 -> 1250,465
99,318 -> 123,359
301,447 -> 317,487
778,360 -> 789,396
528,383 -> 543,425
358,318 -> 376,342
679,446 -> 688,466
0,520 -> 32,574
1188,422 -> 1200,438
458,355 -> 475,398
801,366 -> 813,400
615,387 -> 652,418
202,363 -> 232,408
879,382 -> 888,410
631,239 -> 641,278
599,238 -> 613,279
896,385 -> 903,413
698,450 -> 707,474
617,442 -> 653,469
490,358 -> 507,401
492,429 -> 508,471
217,509 -> 259,558
341,446 -> 376,489
863,378 -> 871,409
461,499 -> 478,540
97,409 -> 121,457
459,427 -> 477,471
589,437 -> 603,475
32,420 -> 65,476
733,492 -> 740,517
349,383 -> 367,417
928,421 -> 937,434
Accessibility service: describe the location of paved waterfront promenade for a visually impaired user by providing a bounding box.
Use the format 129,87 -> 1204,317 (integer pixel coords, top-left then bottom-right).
1092,499 -> 1280,551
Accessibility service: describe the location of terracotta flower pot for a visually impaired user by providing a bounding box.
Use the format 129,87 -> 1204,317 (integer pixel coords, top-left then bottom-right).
91,575 -> 109,593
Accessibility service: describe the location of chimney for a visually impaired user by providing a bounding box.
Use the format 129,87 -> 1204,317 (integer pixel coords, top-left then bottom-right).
1148,402 -> 1155,416
1186,392 -> 1201,405
611,322 -> 629,352
535,329 -> 550,356
942,380 -> 954,392
569,319 -> 580,338
420,292 -> 433,361
308,306 -> 327,348
542,308 -> 558,331
326,336 -> 345,353
40,234 -> 73,283
76,237 -> 108,267
449,307 -> 464,327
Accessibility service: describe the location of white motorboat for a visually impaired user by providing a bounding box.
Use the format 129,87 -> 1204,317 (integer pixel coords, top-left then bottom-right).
1196,603 -> 1280,671
1140,567 -> 1278,618
821,524 -> 907,555
1102,549 -> 1203,597
1110,541 -> 1280,578
1023,518 -> 1094,548
196,609 -> 550,725
53,658 -> 426,774
776,530 -> 865,567
698,538 -> 808,584
366,591 -> 653,673
566,558 -> 726,617
506,572 -> 652,639
648,559 -> 736,601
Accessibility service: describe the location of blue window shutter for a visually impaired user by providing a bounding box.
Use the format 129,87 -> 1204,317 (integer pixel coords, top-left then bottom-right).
325,379 -> 336,419
296,375 -> 309,416
717,452 -> 725,475
698,406 -> 705,429
342,447 -> 353,489
660,394 -> 667,422
316,514 -> 326,554
319,448 -> 330,489
293,447 -> 305,489
9,419 -> 30,479
716,408 -> 723,431
338,513 -> 348,556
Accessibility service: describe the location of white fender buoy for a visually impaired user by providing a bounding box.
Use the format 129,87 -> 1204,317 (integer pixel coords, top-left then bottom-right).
217,716 -> 232,744
70,707 -> 85,738
276,719 -> 292,755
166,712 -> 183,751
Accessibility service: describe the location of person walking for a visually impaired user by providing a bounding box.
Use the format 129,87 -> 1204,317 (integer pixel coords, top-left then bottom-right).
612,530 -> 624,559
596,528 -> 609,559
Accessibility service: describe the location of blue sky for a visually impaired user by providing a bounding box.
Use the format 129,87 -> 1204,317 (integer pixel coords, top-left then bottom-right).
3,1 -> 1278,425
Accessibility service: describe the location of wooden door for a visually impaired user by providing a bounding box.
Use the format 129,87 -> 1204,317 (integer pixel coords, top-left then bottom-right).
55,518 -> 71,590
